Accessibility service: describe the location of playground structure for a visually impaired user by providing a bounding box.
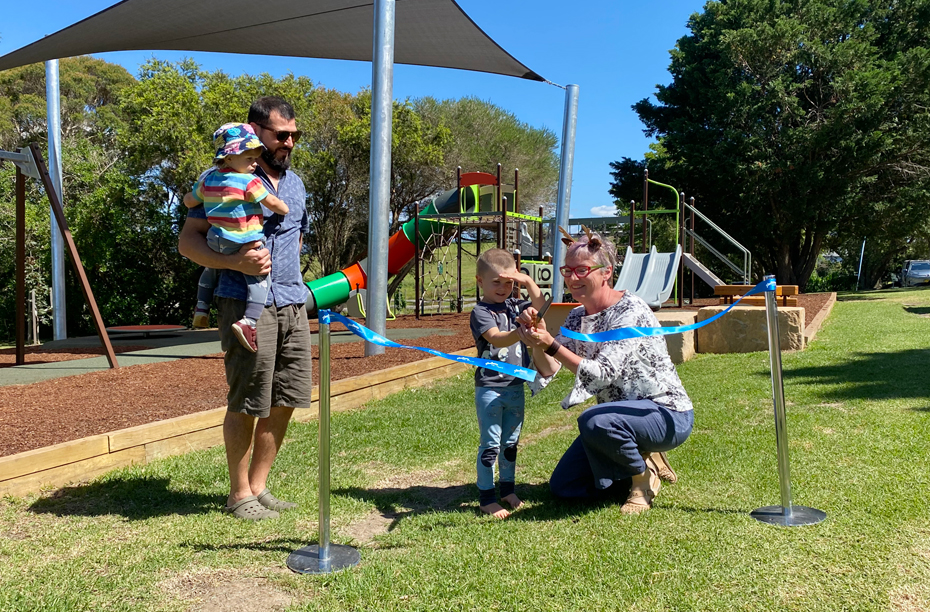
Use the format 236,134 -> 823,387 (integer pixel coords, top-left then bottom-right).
303,167 -> 756,317
6,144 -> 118,368
303,165 -> 554,318
621,170 -> 753,309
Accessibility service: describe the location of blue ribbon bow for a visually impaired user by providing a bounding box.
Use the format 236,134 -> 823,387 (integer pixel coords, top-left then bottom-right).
319,310 -> 537,382
560,278 -> 777,342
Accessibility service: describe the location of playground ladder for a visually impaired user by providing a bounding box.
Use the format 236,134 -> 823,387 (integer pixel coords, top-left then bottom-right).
683,200 -> 751,285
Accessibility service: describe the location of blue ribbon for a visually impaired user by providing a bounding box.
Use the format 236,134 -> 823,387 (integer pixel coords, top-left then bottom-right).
560,278 -> 777,342
319,310 -> 537,382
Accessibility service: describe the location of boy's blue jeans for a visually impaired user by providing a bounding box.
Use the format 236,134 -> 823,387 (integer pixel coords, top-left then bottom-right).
475,385 -> 525,492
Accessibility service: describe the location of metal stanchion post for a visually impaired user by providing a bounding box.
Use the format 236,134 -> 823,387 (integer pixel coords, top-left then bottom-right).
288,312 -> 360,573
751,275 -> 826,526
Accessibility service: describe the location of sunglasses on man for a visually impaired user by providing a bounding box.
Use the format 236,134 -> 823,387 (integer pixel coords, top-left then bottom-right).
256,123 -> 302,143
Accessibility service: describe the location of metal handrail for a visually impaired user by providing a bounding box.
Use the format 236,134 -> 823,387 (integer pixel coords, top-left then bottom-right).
686,229 -> 744,277
683,201 -> 751,284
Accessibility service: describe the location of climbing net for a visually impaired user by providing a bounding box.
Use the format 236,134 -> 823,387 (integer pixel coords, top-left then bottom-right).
418,224 -> 461,314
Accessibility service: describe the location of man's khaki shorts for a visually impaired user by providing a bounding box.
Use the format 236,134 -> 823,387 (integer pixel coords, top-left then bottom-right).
216,297 -> 313,418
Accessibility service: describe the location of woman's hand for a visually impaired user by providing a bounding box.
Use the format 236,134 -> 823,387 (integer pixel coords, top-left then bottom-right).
517,316 -> 554,352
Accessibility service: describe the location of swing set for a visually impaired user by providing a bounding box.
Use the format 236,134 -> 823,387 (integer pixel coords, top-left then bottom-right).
3,143 -> 117,368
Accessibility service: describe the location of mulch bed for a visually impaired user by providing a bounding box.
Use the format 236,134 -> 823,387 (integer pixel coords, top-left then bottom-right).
1,294 -> 832,458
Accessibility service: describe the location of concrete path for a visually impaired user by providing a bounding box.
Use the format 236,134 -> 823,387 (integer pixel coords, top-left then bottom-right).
2,326 -> 454,387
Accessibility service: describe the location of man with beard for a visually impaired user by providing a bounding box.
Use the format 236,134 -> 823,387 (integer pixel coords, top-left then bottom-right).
179,96 -> 312,520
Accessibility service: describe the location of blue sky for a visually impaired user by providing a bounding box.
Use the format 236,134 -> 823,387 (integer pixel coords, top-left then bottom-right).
0,0 -> 705,219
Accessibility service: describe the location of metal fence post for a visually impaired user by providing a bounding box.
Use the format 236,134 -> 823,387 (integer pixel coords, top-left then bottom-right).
751,275 -> 827,526
287,313 -> 361,573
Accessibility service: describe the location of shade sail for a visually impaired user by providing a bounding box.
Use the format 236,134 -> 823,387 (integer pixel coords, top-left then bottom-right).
0,0 -> 543,81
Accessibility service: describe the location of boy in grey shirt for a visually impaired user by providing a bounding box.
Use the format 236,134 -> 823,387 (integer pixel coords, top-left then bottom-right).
469,249 -> 547,518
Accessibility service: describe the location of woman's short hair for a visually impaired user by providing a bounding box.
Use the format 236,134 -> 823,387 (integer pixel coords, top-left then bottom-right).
566,229 -> 618,272
476,249 -> 517,277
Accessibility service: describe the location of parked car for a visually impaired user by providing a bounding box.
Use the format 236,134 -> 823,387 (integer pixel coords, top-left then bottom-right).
901,260 -> 930,287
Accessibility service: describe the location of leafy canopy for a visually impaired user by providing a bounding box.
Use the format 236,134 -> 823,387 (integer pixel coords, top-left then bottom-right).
615,0 -> 930,289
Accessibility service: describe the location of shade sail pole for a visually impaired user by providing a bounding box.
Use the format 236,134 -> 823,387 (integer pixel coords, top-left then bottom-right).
551,84 -> 579,302
365,0 -> 395,356
46,60 -> 67,340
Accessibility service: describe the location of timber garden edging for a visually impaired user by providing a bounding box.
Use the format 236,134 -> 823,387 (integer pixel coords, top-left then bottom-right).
0,349 -> 477,498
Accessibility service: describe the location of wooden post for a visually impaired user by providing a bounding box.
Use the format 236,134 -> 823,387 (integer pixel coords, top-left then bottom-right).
457,216 -> 463,313
512,250 -> 521,299
496,164 -> 503,249
30,143 -> 118,369
629,200 -> 635,250
642,169 -> 649,253
414,202 -> 420,320
537,205 -> 544,260
678,191 -> 685,309
690,197 -> 696,305
476,225 -> 482,302
15,168 -> 25,366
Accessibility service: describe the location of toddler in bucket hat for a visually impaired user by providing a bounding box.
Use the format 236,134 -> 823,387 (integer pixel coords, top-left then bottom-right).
182,122 -> 290,353
213,122 -> 264,161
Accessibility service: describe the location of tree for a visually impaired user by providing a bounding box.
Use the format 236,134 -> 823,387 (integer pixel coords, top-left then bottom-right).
0,56 -> 561,340
0,57 -> 135,337
414,96 -> 559,215
623,0 -> 930,290
300,87 -> 370,278
0,56 -> 134,152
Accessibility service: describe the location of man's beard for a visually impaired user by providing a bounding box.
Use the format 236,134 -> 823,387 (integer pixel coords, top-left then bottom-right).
262,148 -> 291,172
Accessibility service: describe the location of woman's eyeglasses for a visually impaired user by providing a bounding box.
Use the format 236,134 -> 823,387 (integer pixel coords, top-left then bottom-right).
256,124 -> 302,143
559,264 -> 605,278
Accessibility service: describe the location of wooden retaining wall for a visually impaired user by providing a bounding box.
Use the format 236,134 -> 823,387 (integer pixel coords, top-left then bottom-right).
0,349 -> 477,498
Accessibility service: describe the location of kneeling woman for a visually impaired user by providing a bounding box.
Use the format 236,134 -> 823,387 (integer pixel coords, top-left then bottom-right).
519,229 -> 693,513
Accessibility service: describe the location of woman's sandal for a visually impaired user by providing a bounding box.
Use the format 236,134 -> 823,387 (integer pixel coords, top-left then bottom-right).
650,451 -> 678,484
620,456 -> 661,515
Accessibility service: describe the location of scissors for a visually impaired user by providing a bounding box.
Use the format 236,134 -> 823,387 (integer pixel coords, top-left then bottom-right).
533,295 -> 555,328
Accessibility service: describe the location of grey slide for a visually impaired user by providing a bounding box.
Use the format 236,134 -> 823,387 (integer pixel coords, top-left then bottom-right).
614,245 -> 682,310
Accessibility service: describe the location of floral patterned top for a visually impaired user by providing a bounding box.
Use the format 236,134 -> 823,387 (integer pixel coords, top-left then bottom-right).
531,292 -> 693,412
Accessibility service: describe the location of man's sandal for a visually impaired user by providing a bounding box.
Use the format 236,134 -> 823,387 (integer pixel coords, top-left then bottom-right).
621,456 -> 661,515
224,495 -> 280,520
256,488 -> 297,512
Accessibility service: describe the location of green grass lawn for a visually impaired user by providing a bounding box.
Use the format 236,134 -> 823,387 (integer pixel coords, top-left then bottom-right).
4,288 -> 930,611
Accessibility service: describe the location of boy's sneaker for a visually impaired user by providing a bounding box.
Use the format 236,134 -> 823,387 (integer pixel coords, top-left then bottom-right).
232,319 -> 258,353
192,309 -> 210,329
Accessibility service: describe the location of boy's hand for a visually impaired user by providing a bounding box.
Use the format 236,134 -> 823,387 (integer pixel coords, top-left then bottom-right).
182,192 -> 200,209
516,307 -> 549,333
517,324 -> 553,351
262,193 -> 290,216
498,270 -> 533,286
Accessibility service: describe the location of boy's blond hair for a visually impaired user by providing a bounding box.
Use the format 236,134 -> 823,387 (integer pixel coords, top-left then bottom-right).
476,249 -> 517,277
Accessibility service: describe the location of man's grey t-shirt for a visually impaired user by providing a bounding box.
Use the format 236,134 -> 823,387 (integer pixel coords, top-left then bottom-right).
470,298 -> 532,388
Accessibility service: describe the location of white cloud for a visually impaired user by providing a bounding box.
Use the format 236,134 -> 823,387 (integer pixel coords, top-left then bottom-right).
589,205 -> 616,217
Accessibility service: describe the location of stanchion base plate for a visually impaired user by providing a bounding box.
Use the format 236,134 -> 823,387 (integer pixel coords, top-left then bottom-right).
751,505 -> 826,526
287,544 -> 360,574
